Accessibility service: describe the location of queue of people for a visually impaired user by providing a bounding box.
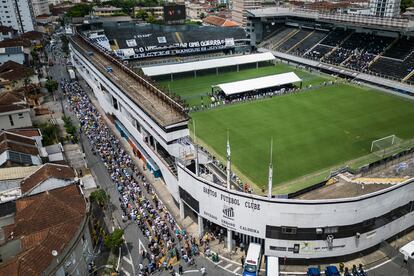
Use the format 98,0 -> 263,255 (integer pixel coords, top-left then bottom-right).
61,80 -> 206,275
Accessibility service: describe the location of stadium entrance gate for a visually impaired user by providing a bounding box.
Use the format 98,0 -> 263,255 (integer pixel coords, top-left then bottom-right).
203,218 -> 264,248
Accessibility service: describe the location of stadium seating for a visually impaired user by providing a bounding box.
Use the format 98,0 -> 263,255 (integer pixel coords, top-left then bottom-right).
304,44 -> 333,60
289,30 -> 328,55
276,29 -> 312,52
382,37 -> 414,59
258,23 -> 414,81
319,29 -> 351,46
369,55 -> 414,80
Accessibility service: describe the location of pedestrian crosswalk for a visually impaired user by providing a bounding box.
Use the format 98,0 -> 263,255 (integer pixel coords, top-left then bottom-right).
209,256 -> 243,275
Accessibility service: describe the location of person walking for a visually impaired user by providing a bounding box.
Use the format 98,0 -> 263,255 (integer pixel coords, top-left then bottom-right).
178,264 -> 183,275
241,255 -> 245,267
200,266 -> 206,275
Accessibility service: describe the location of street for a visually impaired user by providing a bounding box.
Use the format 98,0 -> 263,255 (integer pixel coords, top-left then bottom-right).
47,38 -> 237,276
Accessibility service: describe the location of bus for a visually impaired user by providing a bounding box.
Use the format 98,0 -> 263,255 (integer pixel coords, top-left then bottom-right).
266,256 -> 279,276
243,243 -> 262,276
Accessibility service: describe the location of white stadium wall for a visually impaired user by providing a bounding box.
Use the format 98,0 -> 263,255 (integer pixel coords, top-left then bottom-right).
177,163 -> 414,259
70,43 -> 414,260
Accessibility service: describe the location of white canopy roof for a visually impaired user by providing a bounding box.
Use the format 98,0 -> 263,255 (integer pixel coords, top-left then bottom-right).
400,241 -> 414,259
215,72 -> 301,96
141,52 -> 275,77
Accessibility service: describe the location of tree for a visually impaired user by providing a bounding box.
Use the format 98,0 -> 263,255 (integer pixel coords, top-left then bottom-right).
104,228 -> 124,253
61,36 -> 69,54
199,12 -> 206,19
90,189 -> 110,207
401,0 -> 414,12
45,78 -> 58,94
66,4 -> 92,18
37,123 -> 60,145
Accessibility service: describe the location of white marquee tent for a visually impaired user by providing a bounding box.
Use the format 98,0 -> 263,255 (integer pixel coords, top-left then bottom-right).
141,52 -> 275,77
214,72 -> 302,96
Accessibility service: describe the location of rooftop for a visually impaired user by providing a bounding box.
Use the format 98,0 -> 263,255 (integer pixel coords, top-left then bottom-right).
20,163 -> 75,194
0,90 -> 29,113
247,7 -> 414,31
203,16 -> 240,27
0,131 -> 38,156
8,128 -> 42,138
0,60 -> 35,81
0,46 -> 23,55
142,52 -> 275,76
0,165 -> 40,181
70,35 -> 188,128
0,185 -> 86,275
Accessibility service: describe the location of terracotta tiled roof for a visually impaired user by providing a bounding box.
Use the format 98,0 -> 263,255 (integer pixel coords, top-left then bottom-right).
0,131 -> 38,156
19,31 -> 44,41
20,163 -> 75,194
8,128 -> 41,138
0,185 -> 86,276
0,38 -> 31,48
0,60 -> 34,81
0,90 -> 28,113
203,16 -> 240,27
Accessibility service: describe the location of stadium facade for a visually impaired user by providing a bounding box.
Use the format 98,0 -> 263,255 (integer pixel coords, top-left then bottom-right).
69,18 -> 414,262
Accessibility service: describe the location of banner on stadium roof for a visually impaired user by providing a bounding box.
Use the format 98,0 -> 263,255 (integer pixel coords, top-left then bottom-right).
157,36 -> 167,44
225,38 -> 235,47
126,39 -> 137,47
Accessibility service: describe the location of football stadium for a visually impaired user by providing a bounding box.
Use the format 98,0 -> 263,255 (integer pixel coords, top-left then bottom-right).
70,11 -> 414,263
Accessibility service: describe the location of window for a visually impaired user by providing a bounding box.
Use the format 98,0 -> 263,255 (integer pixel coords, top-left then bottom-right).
8,115 -> 14,126
324,226 -> 338,234
281,227 -> 297,235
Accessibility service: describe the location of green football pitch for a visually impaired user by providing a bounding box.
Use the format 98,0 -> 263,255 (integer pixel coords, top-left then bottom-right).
159,63 -> 330,107
159,63 -> 414,193
191,84 -> 414,194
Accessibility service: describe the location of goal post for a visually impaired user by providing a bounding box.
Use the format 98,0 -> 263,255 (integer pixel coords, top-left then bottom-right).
370,135 -> 402,157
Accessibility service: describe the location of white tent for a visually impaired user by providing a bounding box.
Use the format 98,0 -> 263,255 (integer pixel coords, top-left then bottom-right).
141,52 -> 275,77
215,72 -> 302,96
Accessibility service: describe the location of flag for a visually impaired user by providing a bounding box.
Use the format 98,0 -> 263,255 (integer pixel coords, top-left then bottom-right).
226,136 -> 231,161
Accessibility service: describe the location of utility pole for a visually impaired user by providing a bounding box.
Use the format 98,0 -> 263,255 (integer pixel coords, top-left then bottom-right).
226,130 -> 231,190
268,138 -> 273,199
193,120 -> 199,176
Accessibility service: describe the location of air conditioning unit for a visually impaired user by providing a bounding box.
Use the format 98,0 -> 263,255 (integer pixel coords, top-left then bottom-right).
316,228 -> 323,234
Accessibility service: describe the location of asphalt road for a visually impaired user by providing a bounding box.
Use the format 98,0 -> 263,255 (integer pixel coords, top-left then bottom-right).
48,38 -> 236,276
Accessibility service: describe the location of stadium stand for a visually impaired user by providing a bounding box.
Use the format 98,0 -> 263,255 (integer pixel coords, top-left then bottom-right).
305,44 -> 333,60
289,30 -> 328,55
319,29 -> 351,47
381,37 -> 414,59
260,24 -> 414,81
276,29 -> 312,52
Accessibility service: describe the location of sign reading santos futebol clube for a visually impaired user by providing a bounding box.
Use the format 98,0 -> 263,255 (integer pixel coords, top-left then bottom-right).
202,186 -> 261,236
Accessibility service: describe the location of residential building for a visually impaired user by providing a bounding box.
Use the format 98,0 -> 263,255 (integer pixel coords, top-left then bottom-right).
0,46 -> 25,65
134,6 -> 164,20
0,26 -> 17,41
0,0 -> 35,33
0,165 -> 40,203
231,0 -> 262,26
0,92 -> 32,130
92,6 -> 123,17
186,3 -> 209,19
31,0 -> 50,17
0,184 -> 93,276
0,61 -> 38,91
0,131 -> 41,166
369,0 -> 401,17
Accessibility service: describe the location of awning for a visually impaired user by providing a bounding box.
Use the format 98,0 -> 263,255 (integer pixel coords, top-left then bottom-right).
141,52 -> 275,77
215,72 -> 301,95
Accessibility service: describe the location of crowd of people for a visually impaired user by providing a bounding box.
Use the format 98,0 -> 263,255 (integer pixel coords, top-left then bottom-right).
61,80 -> 209,275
